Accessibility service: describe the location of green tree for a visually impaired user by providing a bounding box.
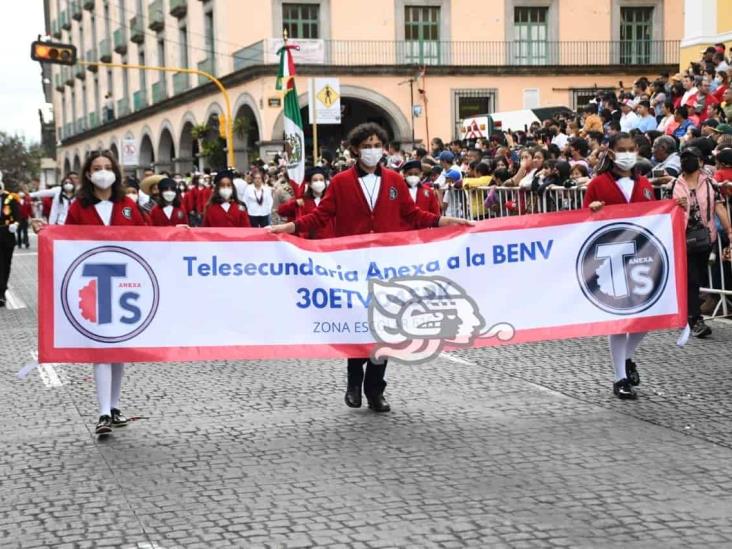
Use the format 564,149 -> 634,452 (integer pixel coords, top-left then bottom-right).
0,132 -> 41,188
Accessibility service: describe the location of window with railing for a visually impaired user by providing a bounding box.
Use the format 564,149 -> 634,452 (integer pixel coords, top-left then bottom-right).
404,6 -> 440,65
513,7 -> 548,65
283,3 -> 320,39
570,88 -> 613,110
620,7 -> 653,65
178,21 -> 189,67
453,89 -> 496,138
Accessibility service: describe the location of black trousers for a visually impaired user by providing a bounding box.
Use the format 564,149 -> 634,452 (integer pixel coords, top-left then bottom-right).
249,215 -> 271,228
16,220 -> 29,248
0,232 -> 16,299
687,249 -> 710,323
347,358 -> 387,398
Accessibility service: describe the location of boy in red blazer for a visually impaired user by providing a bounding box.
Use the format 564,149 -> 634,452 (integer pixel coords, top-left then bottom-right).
271,123 -> 471,412
401,159 -> 441,227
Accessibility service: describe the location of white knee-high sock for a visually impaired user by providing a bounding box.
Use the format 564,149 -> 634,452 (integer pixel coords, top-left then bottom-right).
608,334 -> 627,382
94,363 -> 112,417
110,363 -> 124,410
625,332 -> 646,360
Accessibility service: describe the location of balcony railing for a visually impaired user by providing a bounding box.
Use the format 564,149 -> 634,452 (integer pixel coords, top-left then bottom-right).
113,27 -> 127,54
88,111 -> 99,129
233,39 -> 681,69
99,38 -> 112,62
54,73 -> 65,92
133,89 -> 148,111
60,10 -> 70,30
173,72 -> 190,94
74,62 -> 85,80
152,80 -> 167,103
130,14 -> 145,43
70,0 -> 82,21
148,0 -> 164,31
86,48 -> 98,72
117,97 -> 130,117
169,0 -> 187,18
75,117 -> 87,134
197,57 -> 215,85
63,67 -> 74,85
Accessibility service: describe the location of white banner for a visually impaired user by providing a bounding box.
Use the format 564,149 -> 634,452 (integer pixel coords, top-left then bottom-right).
121,136 -> 138,167
39,202 -> 687,364
266,38 -> 325,64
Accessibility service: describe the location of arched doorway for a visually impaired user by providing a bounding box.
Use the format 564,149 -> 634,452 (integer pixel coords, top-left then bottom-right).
199,112 -> 227,171
139,134 -> 155,176
72,154 -> 81,173
109,142 -> 119,161
63,157 -> 71,176
178,120 -> 200,174
157,127 -> 175,174
233,104 -> 260,170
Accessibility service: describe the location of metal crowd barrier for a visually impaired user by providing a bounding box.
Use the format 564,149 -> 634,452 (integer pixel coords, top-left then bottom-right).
449,185 -> 731,319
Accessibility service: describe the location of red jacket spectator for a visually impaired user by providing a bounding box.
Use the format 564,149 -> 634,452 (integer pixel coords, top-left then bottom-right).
197,187 -> 212,213
293,166 -> 440,237
277,197 -> 334,239
18,197 -> 33,221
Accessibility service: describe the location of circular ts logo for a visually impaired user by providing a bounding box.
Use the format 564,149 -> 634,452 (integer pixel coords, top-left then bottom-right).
61,246 -> 160,343
576,223 -> 669,315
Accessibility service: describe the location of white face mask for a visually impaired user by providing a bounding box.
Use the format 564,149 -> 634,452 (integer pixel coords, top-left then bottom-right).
90,170 -> 116,190
127,193 -> 139,203
359,148 -> 383,168
62,182 -> 75,192
405,175 -> 421,187
219,187 -> 233,201
310,180 -> 326,194
614,152 -> 638,171
162,190 -> 177,203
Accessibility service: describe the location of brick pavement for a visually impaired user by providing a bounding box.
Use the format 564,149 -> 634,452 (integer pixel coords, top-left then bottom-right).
2,243 -> 732,548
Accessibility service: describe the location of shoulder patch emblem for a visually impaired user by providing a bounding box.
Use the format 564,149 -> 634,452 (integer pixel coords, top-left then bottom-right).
122,206 -> 133,220
177,211 -> 184,219
423,189 -> 430,198
643,188 -> 653,200
389,186 -> 398,200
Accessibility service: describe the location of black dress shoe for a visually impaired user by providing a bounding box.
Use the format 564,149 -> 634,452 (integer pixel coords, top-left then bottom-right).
625,358 -> 640,386
367,394 -> 391,413
345,387 -> 362,408
613,379 -> 638,400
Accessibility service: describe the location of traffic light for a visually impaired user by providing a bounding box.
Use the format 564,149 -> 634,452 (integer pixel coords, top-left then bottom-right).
30,40 -> 77,66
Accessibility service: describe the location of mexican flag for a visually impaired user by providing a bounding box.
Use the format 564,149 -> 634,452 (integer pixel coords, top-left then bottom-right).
276,43 -> 305,186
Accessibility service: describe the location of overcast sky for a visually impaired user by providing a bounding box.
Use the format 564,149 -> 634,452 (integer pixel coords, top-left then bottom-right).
0,1 -> 47,143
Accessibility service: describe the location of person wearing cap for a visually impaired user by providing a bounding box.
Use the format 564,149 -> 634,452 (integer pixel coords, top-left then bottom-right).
269,122 -> 472,413
584,132 -> 656,400
434,150 -> 460,192
442,168 -> 467,218
149,177 -> 189,226
61,150 -> 146,435
619,99 -> 640,132
140,173 -> 163,214
399,159 -> 440,223
276,167 -> 334,238
202,170 -> 251,228
636,100 -> 658,132
713,122 -> 732,141
672,146 -> 732,338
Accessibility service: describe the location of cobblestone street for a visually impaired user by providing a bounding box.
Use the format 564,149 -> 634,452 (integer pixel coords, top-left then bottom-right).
3,241 -> 732,548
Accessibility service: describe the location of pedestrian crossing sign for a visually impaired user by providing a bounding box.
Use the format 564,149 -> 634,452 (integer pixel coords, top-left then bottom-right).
317,85 -> 339,108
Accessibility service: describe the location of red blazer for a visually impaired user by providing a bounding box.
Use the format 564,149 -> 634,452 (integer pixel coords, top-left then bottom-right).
411,184 -> 441,217
18,199 -> 33,221
65,197 -> 147,226
294,166 -> 440,237
197,187 -> 212,213
202,201 -> 251,227
278,196 -> 335,239
582,172 -> 656,208
150,204 -> 189,226
183,187 -> 199,214
42,196 -> 52,218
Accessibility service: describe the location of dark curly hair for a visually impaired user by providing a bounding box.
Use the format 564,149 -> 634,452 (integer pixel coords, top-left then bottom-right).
347,122 -> 388,149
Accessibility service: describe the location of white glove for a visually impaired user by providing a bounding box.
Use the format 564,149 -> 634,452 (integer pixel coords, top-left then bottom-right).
8,223 -> 18,234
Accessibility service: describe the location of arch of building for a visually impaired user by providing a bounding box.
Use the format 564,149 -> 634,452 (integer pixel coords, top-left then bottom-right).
63,156 -> 71,175
271,85 -> 412,150
232,92 -> 261,170
157,119 -> 176,174
178,111 -> 199,174
72,153 -> 81,173
138,127 -> 156,176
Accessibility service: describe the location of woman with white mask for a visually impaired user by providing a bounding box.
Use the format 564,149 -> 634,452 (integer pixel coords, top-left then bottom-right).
30,172 -> 79,225
149,177 -> 189,226
276,167 -> 335,239
202,170 -> 251,228
583,132 -> 657,400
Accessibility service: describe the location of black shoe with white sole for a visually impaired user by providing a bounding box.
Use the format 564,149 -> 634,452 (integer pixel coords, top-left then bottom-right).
691,318 -> 712,339
625,359 -> 640,386
95,415 -> 112,435
110,408 -> 129,428
613,379 -> 638,400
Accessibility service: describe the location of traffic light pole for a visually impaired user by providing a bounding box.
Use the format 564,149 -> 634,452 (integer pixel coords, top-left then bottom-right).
78,60 -> 236,168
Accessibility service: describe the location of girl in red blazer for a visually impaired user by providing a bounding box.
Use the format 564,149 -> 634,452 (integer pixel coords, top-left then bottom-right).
400,159 -> 441,226
276,166 -> 335,239
583,132 -> 656,401
202,170 -> 251,227
271,123 -> 471,413
63,150 -> 147,435
150,178 -> 189,226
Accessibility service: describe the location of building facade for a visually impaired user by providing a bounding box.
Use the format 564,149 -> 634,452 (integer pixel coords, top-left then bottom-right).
679,0 -> 732,69
44,0 -> 682,176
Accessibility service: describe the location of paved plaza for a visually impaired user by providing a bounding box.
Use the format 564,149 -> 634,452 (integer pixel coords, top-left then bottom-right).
2,241 -> 732,548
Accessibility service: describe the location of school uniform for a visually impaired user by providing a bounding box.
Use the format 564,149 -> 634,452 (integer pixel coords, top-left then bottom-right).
402,184 -> 441,229
202,201 -> 251,228
17,197 -> 32,248
150,204 -> 189,226
583,170 -> 655,399
277,196 -> 335,239
295,165 -> 442,411
65,195 -> 147,432
0,192 -> 20,305
196,187 -> 213,215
